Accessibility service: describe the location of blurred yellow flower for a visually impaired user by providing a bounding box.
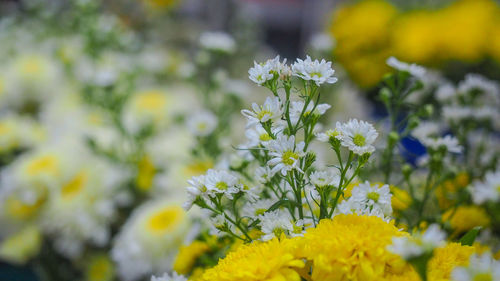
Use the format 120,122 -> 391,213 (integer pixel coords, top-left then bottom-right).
174,241 -> 210,275
436,172 -> 469,210
442,205 -> 490,234
390,185 -> 412,211
86,254 -> 115,281
136,155 -> 156,192
330,0 -> 500,88
427,242 -> 476,280
0,225 -> 41,264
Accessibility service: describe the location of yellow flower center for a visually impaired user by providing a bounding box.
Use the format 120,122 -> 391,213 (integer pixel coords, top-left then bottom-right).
473,273 -> 493,281
135,91 -> 168,111
272,227 -> 285,238
147,206 -> 184,234
367,191 -> 380,202
26,155 -> 59,177
20,59 -> 43,75
353,133 -> 366,146
311,72 -> 323,78
216,182 -> 228,190
259,133 -> 272,141
61,171 -> 88,199
257,109 -> 272,120
282,150 -> 299,166
87,255 -> 114,281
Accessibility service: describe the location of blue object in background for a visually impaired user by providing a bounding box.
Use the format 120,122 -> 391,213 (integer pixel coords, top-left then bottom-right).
0,262 -> 38,281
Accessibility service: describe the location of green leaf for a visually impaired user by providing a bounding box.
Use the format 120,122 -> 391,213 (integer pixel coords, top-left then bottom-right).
460,227 -> 482,246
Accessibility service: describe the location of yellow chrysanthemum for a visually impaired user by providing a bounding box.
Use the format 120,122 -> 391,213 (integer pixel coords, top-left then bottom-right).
297,214 -> 407,281
427,242 -> 475,280
442,206 -> 490,234
200,238 -> 304,281
174,241 -> 210,275
86,254 -> 115,281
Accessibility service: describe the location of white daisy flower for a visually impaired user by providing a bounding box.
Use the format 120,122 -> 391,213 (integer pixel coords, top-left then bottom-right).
187,110 -> 218,137
254,166 -> 275,184
309,170 -> 340,188
244,124 -> 274,147
470,170 -> 500,204
183,175 -> 206,210
241,96 -> 283,127
291,55 -> 338,86
266,134 -> 305,176
350,181 -> 392,216
386,57 -> 426,79
248,61 -> 274,85
199,31 -> 236,53
387,224 -> 446,260
289,100 -> 331,125
451,253 -> 500,281
242,199 -> 274,218
258,209 -> 294,241
151,272 -> 187,281
336,199 -> 388,221
336,119 -> 378,155
315,128 -> 340,142
204,169 -> 240,199
421,135 -> 463,153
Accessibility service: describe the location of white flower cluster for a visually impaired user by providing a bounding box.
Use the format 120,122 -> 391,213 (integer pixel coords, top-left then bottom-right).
186,55 -> 383,243
469,169 -> 500,204
451,253 -> 500,281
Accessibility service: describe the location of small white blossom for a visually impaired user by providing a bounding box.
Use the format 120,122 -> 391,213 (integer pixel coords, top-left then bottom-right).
248,61 -> 274,85
458,74 -> 499,98
421,135 -> 463,153
241,96 -> 283,127
242,199 -> 274,218
184,175 -> 206,210
388,224 -> 446,260
315,128 -> 340,142
187,110 -> 218,137
442,105 -> 473,122
451,253 -> 500,281
310,33 -> 335,52
204,169 -> 240,199
309,170 -> 340,188
289,100 -> 331,125
336,119 -> 378,155
258,210 -> 294,241
291,56 -> 337,86
199,31 -> 236,53
244,124 -> 274,147
386,57 -> 426,79
254,166 -> 275,184
350,181 -> 392,216
151,272 -> 187,281
470,170 -> 500,204
266,134 -> 305,176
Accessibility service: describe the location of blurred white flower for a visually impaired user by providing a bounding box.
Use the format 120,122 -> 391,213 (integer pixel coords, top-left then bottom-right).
151,272 -> 187,281
112,200 -> 190,281
199,31 -> 236,53
451,253 -> 500,281
187,110 -> 218,137
387,224 -> 446,260
421,135 -> 462,153
309,170 -> 340,188
350,181 -> 392,216
289,100 -> 331,125
386,57 -> 426,79
470,170 -> 500,204
258,209 -> 294,241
